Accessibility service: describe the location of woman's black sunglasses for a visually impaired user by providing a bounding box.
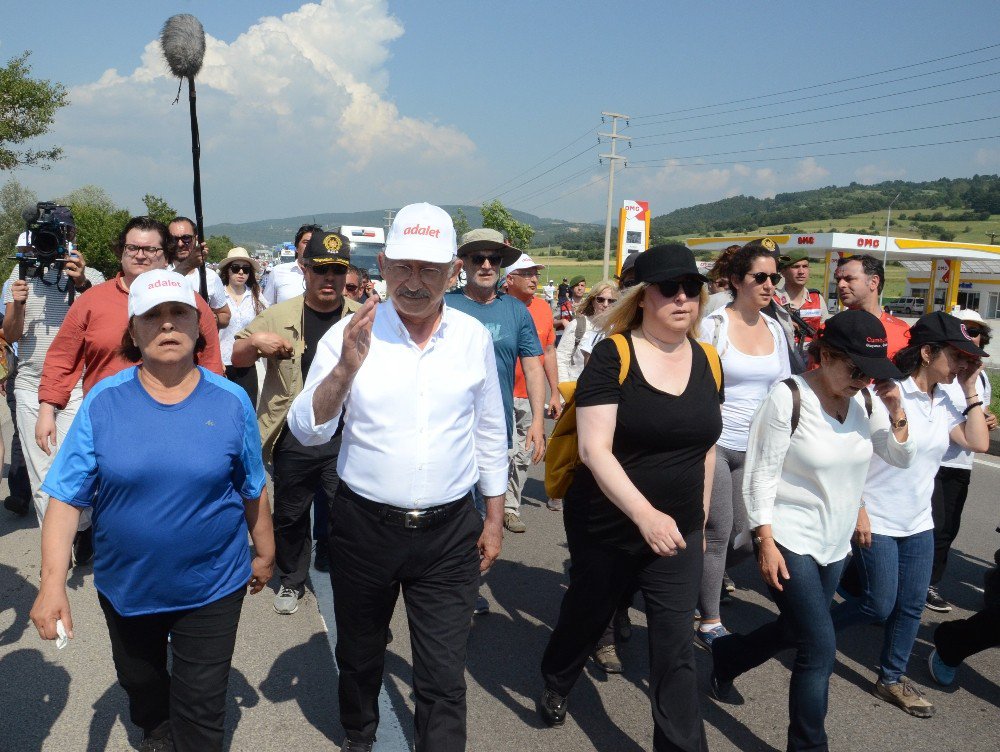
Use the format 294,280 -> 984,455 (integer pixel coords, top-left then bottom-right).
655,279 -> 703,298
748,272 -> 782,285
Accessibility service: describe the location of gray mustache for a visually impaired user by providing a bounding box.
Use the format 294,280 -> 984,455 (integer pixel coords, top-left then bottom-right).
397,289 -> 430,300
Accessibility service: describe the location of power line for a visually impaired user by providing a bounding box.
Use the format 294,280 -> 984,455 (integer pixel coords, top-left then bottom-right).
527,172 -> 609,212
629,42 -> 1000,120
628,115 -> 1000,165
504,166 -> 596,206
622,135 -> 1000,170
489,141 -> 598,201
628,87 -> 1000,149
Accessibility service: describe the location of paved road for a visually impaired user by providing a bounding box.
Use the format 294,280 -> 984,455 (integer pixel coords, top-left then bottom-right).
0,406 -> 997,751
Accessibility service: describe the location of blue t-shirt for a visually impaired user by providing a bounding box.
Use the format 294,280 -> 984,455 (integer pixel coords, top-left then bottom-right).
446,290 -> 542,446
42,367 -> 267,616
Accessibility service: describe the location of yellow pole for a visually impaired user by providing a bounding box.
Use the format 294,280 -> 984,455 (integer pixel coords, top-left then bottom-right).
945,259 -> 962,313
926,258 -> 938,314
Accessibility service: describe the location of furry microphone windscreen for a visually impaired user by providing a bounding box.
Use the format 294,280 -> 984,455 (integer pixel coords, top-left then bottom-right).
160,14 -> 206,79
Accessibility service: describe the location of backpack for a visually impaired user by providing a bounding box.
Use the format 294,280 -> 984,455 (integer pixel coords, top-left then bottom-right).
782,377 -> 871,435
545,335 -> 723,499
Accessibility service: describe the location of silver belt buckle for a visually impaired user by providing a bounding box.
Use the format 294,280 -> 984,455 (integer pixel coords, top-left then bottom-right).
405,510 -> 422,529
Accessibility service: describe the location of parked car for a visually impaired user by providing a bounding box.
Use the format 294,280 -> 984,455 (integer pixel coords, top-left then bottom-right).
885,296 -> 925,315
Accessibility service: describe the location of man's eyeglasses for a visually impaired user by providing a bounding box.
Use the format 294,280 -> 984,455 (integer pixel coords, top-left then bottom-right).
170,234 -> 195,246
594,296 -> 617,305
655,279 -> 703,298
305,263 -> 347,276
508,270 -> 539,279
229,265 -> 252,274
468,253 -> 503,267
386,263 -> 445,284
344,283 -> 360,293
748,272 -> 782,285
123,244 -> 163,257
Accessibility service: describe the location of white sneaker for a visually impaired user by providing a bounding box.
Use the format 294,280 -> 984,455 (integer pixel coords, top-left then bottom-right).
273,585 -> 302,615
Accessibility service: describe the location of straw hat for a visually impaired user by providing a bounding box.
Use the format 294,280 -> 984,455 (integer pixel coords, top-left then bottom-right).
218,247 -> 260,275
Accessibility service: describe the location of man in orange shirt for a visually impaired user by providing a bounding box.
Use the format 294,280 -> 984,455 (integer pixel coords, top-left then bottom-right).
835,254 -> 910,358
505,253 -> 562,532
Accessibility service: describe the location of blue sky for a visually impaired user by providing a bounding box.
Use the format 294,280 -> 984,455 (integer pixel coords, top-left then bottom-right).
3,0 -> 1000,225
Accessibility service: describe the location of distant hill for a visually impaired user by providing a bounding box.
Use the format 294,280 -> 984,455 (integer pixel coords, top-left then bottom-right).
206,205 -> 602,248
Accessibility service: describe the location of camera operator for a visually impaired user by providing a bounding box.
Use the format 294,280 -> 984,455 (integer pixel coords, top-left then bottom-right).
3,207 -> 105,563
167,216 -> 231,329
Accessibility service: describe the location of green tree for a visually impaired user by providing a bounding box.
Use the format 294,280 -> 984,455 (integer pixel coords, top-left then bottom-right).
480,199 -> 534,250
0,178 -> 39,280
206,235 -> 235,263
71,202 -> 130,279
0,52 -> 69,171
451,208 -> 472,239
142,194 -> 176,226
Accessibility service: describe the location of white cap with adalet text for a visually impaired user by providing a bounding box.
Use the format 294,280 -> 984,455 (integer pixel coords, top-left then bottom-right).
128,269 -> 197,318
384,202 -> 457,263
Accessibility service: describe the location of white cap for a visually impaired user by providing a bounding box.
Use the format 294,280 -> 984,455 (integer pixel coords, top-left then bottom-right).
384,203 -> 457,263
952,308 -> 985,324
128,269 -> 197,318
505,253 -> 545,273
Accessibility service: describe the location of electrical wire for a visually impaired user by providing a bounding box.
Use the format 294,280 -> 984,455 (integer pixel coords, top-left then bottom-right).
527,172 -> 609,212
487,141 -> 599,201
504,166 -> 597,206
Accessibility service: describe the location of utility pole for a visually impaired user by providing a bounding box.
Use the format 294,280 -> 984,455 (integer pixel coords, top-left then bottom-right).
384,208 -> 396,232
600,112 -> 629,282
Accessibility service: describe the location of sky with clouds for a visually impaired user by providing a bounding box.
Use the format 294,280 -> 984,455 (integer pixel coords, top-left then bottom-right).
3,0 -> 1000,225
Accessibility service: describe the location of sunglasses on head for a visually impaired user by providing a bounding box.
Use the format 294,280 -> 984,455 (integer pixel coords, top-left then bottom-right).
468,253 -> 503,266
748,272 -> 782,285
229,265 -> 252,274
655,279 -> 703,298
344,283 -> 360,292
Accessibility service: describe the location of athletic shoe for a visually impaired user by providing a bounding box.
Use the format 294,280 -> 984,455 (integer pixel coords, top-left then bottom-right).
314,543 -> 330,573
874,677 -> 935,718
139,722 -> 173,752
592,644 -> 623,674
72,528 -> 95,567
473,595 -> 490,615
613,609 -> 632,643
695,623 -> 730,651
546,498 -> 563,512
503,511 -> 526,533
3,496 -> 29,516
925,586 -> 952,613
722,572 -> 736,593
537,687 -> 568,727
927,649 -> 958,686
273,585 -> 303,615
341,740 -> 374,752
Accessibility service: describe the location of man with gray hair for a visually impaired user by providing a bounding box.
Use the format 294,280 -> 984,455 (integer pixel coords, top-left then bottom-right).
287,202 -> 507,752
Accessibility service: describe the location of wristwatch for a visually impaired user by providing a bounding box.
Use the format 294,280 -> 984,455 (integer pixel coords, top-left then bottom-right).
890,415 -> 908,430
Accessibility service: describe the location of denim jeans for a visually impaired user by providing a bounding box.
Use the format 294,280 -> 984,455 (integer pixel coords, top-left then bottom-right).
713,544 -> 844,752
830,530 -> 933,684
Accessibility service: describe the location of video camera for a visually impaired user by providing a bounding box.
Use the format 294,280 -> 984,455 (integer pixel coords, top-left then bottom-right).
12,202 -> 77,278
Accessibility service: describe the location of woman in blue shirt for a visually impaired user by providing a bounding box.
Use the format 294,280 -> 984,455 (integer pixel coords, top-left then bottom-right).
30,269 -> 274,752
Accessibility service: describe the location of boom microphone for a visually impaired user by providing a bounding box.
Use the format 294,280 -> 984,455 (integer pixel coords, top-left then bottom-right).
160,14 -> 205,79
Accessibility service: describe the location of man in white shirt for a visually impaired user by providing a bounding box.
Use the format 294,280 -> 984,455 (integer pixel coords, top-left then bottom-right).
263,223 -> 320,305
288,203 -> 507,752
167,216 -> 231,328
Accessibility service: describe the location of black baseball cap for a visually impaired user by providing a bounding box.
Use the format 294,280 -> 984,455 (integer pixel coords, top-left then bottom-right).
820,309 -> 903,380
634,244 -> 710,284
908,311 -> 988,358
303,231 -> 350,267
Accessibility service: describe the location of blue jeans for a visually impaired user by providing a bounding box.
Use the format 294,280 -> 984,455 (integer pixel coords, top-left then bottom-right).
713,544 -> 844,752
830,530 -> 933,684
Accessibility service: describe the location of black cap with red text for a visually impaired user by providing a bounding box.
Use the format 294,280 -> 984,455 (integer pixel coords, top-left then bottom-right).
908,311 -> 988,358
820,309 -> 903,380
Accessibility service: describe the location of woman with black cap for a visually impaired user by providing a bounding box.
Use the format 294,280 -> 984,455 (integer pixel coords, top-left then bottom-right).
710,309 -> 914,751
539,244 -> 721,751
830,311 -> 989,719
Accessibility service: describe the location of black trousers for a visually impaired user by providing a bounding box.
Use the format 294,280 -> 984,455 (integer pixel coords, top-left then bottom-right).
272,433 -> 341,589
224,364 -> 258,408
5,365 -> 31,502
935,602 -> 1000,665
541,522 -> 707,752
99,587 -> 245,752
330,484 -> 481,752
930,466 -> 972,585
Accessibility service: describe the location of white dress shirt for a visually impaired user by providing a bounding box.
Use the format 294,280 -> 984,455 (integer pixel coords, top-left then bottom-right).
287,299 -> 508,508
169,265 -> 228,310
743,376 -> 915,565
263,262 -> 305,305
939,371 -> 990,469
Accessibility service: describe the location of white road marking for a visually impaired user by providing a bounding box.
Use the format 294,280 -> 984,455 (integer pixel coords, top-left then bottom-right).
974,457 -> 1000,470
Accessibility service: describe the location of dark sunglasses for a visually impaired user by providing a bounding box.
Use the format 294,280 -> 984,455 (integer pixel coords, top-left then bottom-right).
748,272 -> 782,285
171,234 -> 195,245
229,265 -> 252,274
468,253 -> 503,266
849,364 -> 871,381
305,264 -> 346,275
344,283 -> 360,292
655,279 -> 703,298
964,326 -> 983,338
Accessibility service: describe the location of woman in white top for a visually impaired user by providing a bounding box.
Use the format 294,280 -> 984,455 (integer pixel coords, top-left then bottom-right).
696,239 -> 791,648
218,248 -> 267,404
710,310 -> 913,751
830,311 -> 989,719
927,310 -> 996,612
555,281 -> 617,383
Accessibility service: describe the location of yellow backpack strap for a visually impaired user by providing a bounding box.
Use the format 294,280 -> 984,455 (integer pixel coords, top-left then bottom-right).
697,341 -> 723,392
610,333 -> 630,384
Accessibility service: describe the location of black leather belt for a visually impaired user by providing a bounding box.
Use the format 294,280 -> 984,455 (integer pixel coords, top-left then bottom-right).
340,484 -> 471,530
